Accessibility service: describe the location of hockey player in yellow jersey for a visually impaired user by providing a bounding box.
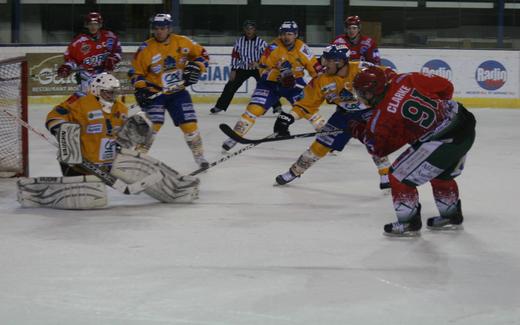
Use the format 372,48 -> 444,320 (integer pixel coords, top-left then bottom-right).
46,73 -> 128,176
221,21 -> 320,152
274,45 -> 394,189
131,13 -> 210,169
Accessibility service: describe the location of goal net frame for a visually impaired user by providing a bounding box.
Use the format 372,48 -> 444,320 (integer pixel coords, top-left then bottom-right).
0,56 -> 29,177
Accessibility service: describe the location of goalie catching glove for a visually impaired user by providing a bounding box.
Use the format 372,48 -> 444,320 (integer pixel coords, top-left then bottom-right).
116,111 -> 154,153
183,62 -> 202,86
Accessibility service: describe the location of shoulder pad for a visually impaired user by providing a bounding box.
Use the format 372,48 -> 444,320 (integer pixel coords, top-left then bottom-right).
299,44 -> 314,59
54,106 -> 69,115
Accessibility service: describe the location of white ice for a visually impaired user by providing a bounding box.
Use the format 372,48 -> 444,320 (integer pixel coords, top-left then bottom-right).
0,103 -> 519,324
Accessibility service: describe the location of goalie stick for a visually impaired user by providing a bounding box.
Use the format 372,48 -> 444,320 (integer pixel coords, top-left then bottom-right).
2,108 -> 161,195
218,123 -> 344,145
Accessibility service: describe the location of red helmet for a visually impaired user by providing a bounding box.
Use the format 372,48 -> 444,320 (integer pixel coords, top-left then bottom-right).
353,66 -> 388,105
85,12 -> 103,25
345,15 -> 361,28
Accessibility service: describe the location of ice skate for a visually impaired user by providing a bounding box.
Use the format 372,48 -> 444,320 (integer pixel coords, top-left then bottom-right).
427,200 -> 464,230
222,138 -> 237,152
210,106 -> 225,114
275,170 -> 298,185
383,205 -> 422,237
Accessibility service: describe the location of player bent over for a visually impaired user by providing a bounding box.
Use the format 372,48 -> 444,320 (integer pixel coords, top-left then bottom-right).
221,21 -> 320,152
349,67 -> 476,236
17,73 -> 198,209
274,45 -> 393,190
131,13 -> 210,169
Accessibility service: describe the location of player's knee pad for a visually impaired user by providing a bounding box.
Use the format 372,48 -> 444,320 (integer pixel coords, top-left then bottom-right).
111,148 -> 199,203
17,175 -> 107,209
309,141 -> 331,158
246,104 -> 266,117
308,113 -> 326,131
179,121 -> 198,134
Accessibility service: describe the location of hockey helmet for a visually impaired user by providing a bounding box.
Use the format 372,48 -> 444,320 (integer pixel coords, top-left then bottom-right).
279,21 -> 298,34
321,44 -> 350,62
85,12 -> 103,25
353,66 -> 388,106
345,15 -> 361,27
243,20 -> 257,29
151,13 -> 173,28
90,73 -> 120,112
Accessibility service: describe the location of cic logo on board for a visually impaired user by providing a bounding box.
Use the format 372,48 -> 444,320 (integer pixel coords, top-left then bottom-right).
475,60 -> 507,91
421,59 -> 452,81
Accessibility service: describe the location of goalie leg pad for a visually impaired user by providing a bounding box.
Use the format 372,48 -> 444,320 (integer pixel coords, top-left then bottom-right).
111,148 -> 200,203
17,175 -> 107,209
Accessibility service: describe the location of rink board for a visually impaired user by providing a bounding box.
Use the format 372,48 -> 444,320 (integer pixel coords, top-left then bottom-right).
2,45 -> 517,108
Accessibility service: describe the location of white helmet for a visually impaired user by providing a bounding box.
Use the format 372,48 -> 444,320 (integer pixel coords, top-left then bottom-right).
90,73 -> 120,113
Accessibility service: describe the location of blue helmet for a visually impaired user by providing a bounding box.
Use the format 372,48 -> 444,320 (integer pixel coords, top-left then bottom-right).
151,13 -> 173,28
321,44 -> 350,62
279,21 -> 298,34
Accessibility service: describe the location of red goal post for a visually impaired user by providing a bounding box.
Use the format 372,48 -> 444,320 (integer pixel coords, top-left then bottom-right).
0,56 -> 29,177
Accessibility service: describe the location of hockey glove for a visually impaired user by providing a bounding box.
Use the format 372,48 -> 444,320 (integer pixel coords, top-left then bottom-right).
347,120 -> 367,140
134,87 -> 154,108
273,111 -> 295,136
183,62 -> 202,86
57,64 -> 72,78
104,54 -> 119,71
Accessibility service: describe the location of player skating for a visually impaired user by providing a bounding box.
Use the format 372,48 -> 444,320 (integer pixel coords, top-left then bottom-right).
349,67 -> 476,236
131,13 -> 210,169
221,21 -> 320,152
274,45 -> 393,190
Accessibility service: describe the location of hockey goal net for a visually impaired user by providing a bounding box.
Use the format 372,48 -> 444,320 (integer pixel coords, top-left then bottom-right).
0,57 -> 29,177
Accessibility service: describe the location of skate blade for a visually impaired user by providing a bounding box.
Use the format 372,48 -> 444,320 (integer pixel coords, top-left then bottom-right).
383,230 -> 421,238
380,188 -> 391,196
427,224 -> 464,231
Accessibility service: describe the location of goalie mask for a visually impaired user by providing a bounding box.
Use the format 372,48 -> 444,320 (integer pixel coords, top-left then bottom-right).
90,73 -> 120,113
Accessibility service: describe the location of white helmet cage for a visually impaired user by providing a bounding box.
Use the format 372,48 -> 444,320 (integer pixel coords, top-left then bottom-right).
90,73 -> 120,103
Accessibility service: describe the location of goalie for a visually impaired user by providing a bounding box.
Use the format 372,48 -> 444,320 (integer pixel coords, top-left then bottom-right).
17,73 -> 199,209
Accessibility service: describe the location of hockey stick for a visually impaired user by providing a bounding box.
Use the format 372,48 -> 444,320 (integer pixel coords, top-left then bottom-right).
218,123 -> 344,145
1,108 -> 161,195
128,82 -> 185,110
188,134 -> 276,176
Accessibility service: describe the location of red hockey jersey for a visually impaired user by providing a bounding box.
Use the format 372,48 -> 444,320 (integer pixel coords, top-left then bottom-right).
364,73 -> 455,157
63,30 -> 122,73
332,34 -> 380,65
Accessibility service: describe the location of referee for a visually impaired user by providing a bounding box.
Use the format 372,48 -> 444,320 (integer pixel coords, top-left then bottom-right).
211,20 -> 282,114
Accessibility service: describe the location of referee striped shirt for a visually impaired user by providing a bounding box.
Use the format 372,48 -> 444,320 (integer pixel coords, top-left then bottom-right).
230,36 -> 267,70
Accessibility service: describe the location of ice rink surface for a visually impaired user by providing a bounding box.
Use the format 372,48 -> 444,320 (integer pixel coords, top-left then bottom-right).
0,103 -> 519,324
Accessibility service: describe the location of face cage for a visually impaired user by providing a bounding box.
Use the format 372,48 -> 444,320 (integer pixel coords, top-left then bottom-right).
99,89 -> 118,103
